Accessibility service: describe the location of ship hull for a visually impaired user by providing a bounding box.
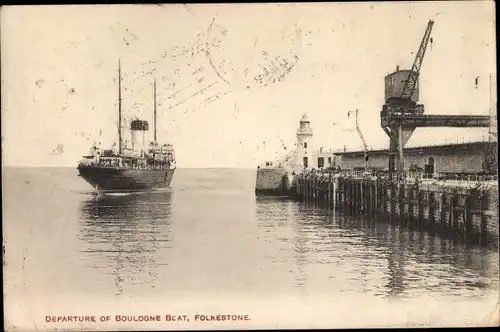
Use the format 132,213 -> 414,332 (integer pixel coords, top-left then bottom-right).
77,166 -> 175,192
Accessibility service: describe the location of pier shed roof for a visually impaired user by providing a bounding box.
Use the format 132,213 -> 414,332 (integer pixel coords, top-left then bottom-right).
334,141 -> 496,157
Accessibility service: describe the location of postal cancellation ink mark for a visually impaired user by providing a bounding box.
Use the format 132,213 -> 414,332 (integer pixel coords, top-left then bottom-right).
204,17 -> 302,90
151,17 -> 303,116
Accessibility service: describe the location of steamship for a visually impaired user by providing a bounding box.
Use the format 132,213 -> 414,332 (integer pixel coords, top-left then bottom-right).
77,60 -> 176,192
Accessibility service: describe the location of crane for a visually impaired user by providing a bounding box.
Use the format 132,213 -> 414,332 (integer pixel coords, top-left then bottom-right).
382,20 -> 434,181
348,109 -> 369,173
400,20 -> 434,103
388,20 -> 434,116
381,19 -> 491,181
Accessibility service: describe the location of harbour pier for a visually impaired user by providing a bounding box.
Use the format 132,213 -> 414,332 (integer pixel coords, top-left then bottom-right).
255,18 -> 497,248
287,171 -> 499,248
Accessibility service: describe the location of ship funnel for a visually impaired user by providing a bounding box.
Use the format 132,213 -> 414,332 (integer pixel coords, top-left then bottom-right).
130,119 -> 149,155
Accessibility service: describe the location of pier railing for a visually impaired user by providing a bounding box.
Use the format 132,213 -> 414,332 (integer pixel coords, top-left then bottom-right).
304,168 -> 498,184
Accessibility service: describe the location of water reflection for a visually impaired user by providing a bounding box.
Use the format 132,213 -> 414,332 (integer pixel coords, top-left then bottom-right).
78,191 -> 173,295
291,214 -> 308,295
255,197 -> 499,299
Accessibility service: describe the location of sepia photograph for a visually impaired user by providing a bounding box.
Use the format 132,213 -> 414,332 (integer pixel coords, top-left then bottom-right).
1,2 -> 498,330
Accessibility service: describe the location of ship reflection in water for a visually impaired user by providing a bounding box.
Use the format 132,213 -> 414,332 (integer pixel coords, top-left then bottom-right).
254,196 -> 499,299
78,191 -> 173,296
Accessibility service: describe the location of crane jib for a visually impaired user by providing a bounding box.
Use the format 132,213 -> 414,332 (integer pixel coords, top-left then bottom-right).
399,20 -> 434,101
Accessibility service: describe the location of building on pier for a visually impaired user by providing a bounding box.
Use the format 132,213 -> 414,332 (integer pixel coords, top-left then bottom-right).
334,140 -> 498,177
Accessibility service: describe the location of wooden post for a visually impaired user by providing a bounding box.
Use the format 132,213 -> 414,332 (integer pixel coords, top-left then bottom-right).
309,178 -> 312,202
398,183 -> 404,224
317,178 -> 320,204
309,177 -> 312,202
349,179 -> 353,215
361,180 -> 365,216
361,181 -> 364,217
349,180 -> 353,215
372,181 -> 375,219
302,178 -> 305,201
307,178 -> 310,201
306,178 -> 310,201
451,191 -> 457,237
350,179 -> 354,215
331,178 -> 335,208
379,181 -> 383,219
318,179 -> 322,204
440,193 -> 446,235
367,181 -> 371,219
301,178 -> 304,200
332,178 -> 337,210
464,194 -> 472,243
337,179 -> 341,211
356,181 -> 361,216
367,181 -> 371,218
344,180 -> 348,214
367,181 -> 369,219
360,180 -> 363,216
382,182 -> 387,220
325,179 -> 328,206
307,178 -> 311,201
408,188 -> 413,225
389,183 -> 394,222
479,194 -> 487,246
353,179 -> 356,215
314,177 -> 318,203
311,177 -> 314,201
347,179 -> 350,214
344,179 -> 348,213
319,178 -> 322,204
428,191 -> 435,232
317,178 -> 321,203
417,190 -> 423,229
303,178 -> 305,201
342,179 -> 346,212
315,178 -> 318,203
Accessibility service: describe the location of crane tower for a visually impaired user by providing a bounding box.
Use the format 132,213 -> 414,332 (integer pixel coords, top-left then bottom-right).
380,20 -> 491,180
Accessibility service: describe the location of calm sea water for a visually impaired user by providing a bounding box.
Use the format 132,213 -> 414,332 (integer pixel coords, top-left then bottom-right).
3,167 -> 499,327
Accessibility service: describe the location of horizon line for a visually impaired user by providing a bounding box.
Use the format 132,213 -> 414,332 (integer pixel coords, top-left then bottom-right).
1,165 -> 259,169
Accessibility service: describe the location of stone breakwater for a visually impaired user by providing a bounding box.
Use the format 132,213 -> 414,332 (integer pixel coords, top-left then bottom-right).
255,167 -> 292,195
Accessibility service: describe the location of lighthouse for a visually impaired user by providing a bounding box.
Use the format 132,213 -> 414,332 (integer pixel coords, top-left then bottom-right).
294,113 -> 313,170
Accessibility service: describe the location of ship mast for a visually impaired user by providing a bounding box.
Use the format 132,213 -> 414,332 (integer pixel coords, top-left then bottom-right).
153,77 -> 157,142
118,59 -> 122,154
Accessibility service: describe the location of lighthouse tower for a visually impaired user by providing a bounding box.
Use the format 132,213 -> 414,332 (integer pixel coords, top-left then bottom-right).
294,113 -> 313,170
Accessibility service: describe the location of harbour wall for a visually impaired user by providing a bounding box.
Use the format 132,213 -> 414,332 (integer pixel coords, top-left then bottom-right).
255,168 -> 294,195
266,172 -> 498,247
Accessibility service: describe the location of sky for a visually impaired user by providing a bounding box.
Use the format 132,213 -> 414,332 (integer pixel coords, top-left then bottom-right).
1,2 -> 496,168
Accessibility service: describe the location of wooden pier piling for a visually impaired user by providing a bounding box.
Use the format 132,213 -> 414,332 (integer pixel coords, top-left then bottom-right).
291,173 -> 498,247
